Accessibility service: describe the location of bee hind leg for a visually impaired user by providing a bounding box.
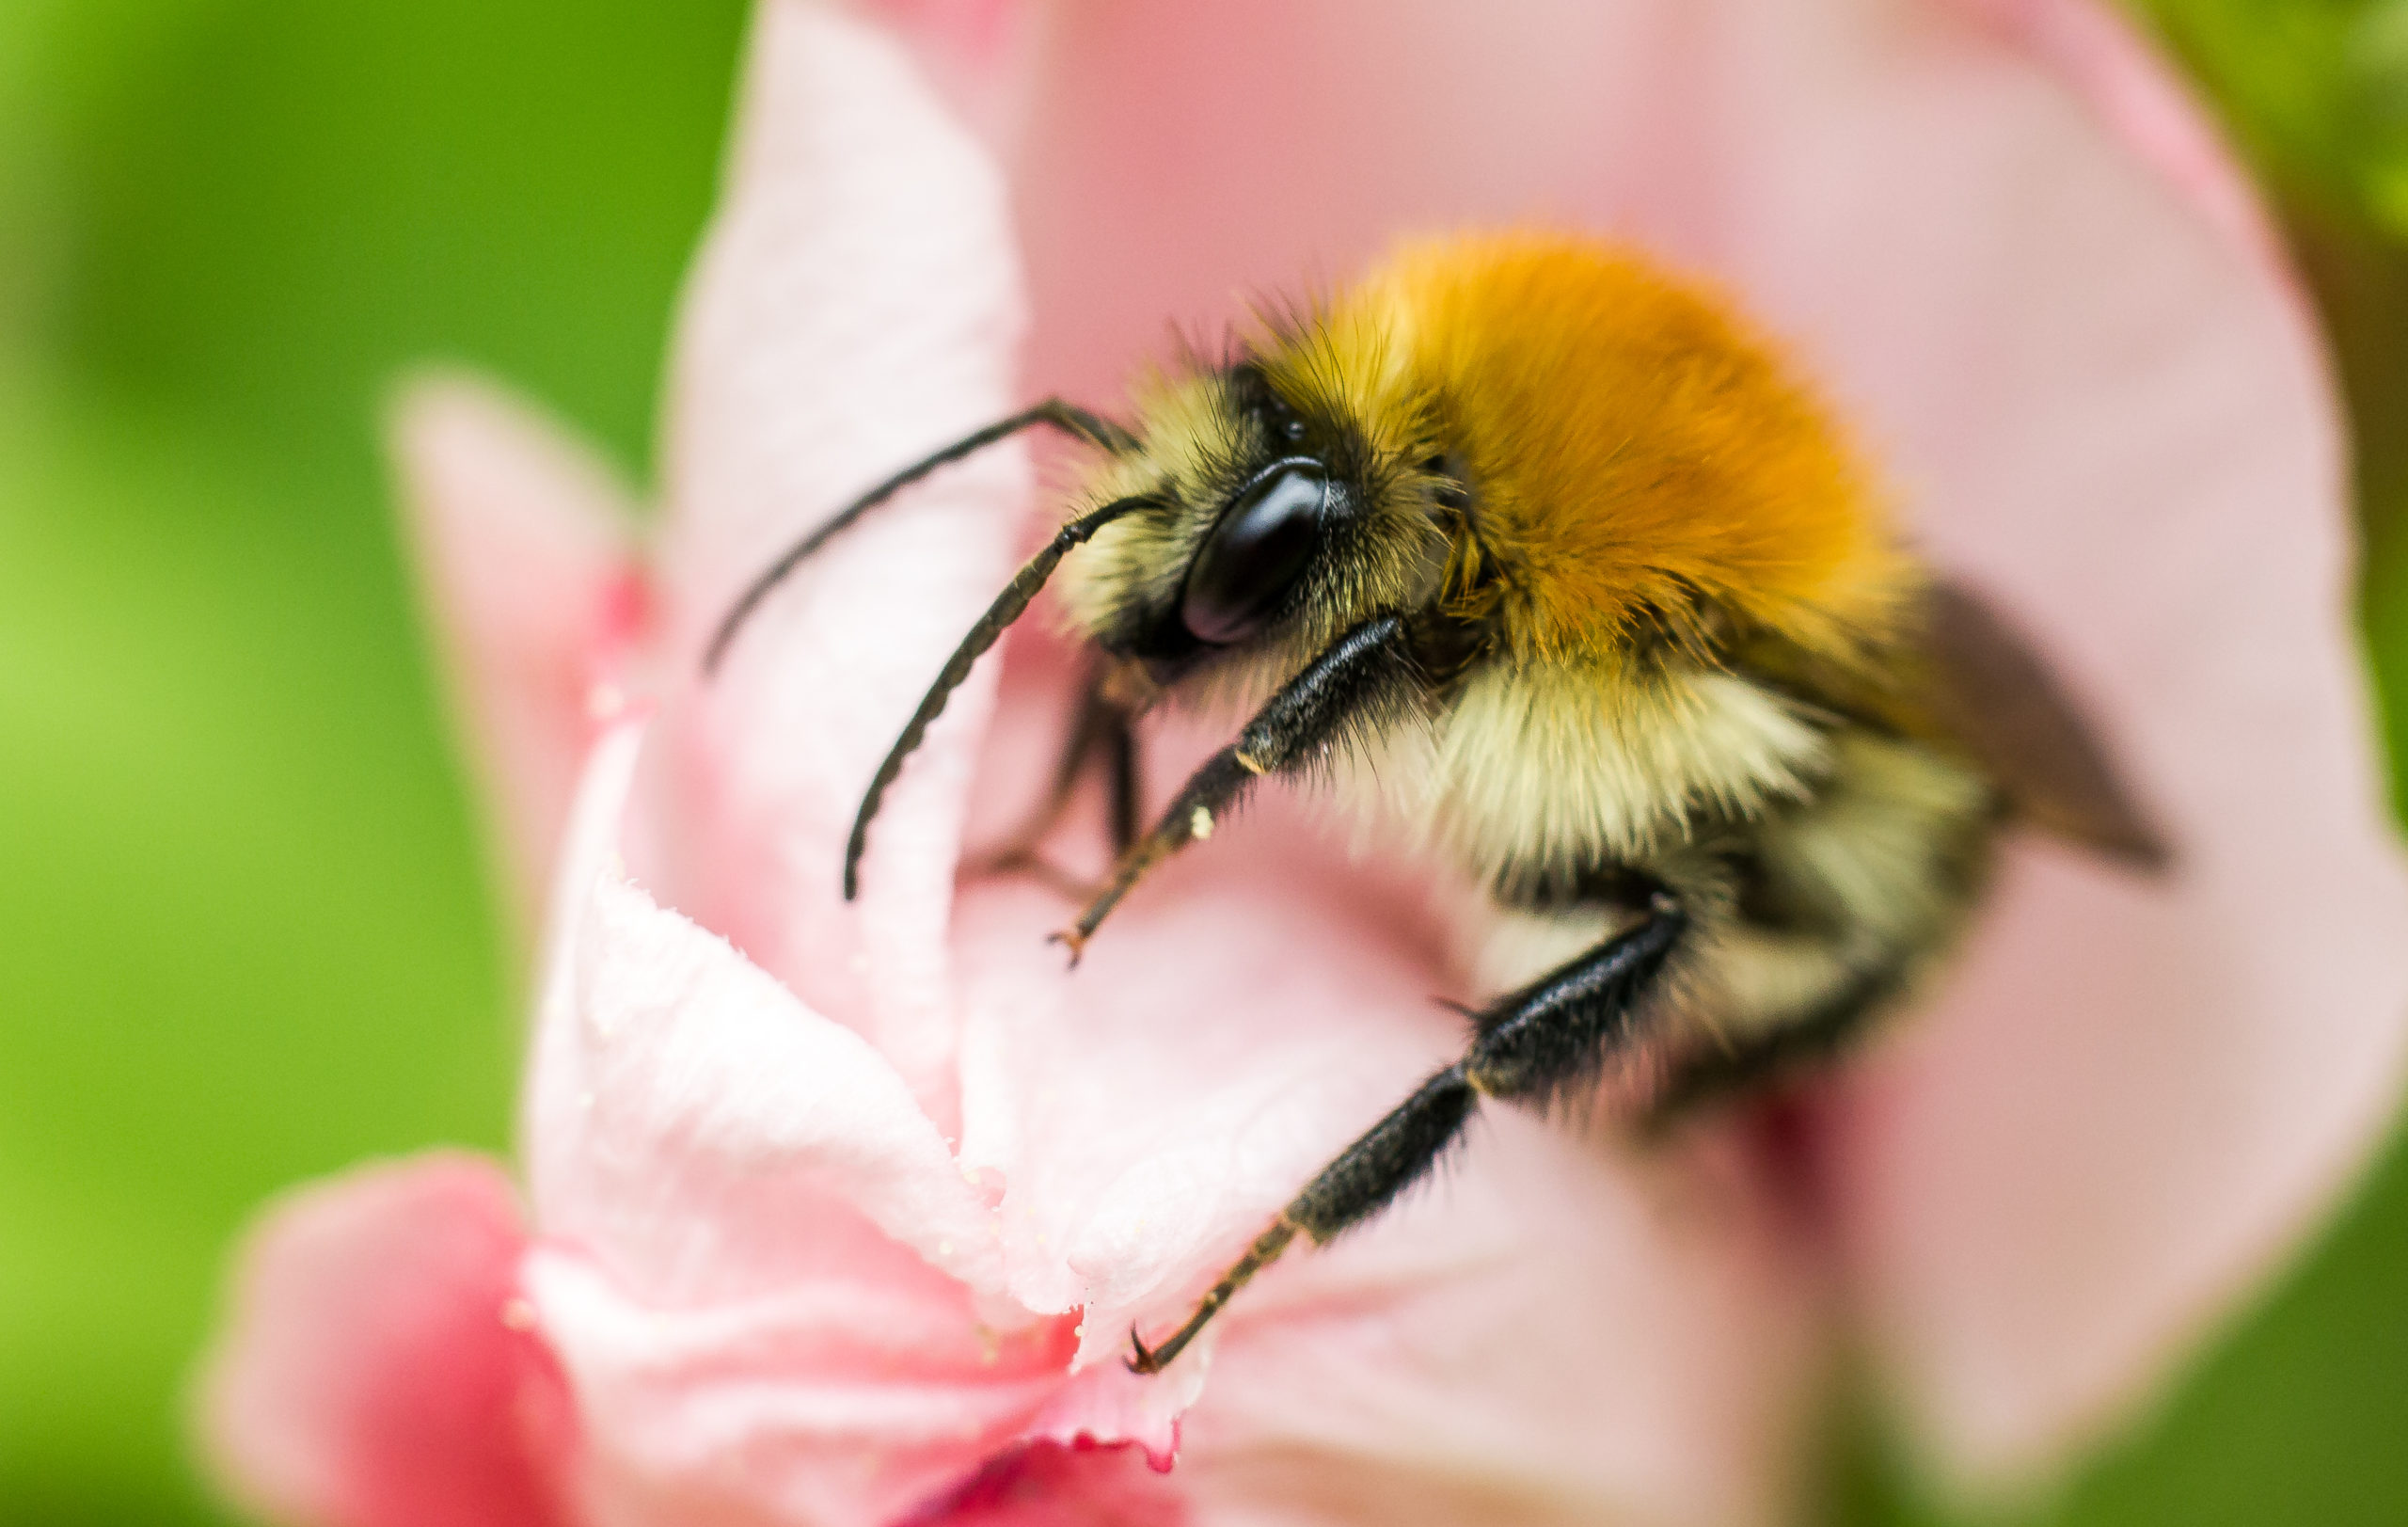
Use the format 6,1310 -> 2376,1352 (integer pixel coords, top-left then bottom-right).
1125,893 -> 1688,1375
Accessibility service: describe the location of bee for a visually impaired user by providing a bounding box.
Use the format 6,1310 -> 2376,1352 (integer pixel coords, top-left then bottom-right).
705,231 -> 2167,1375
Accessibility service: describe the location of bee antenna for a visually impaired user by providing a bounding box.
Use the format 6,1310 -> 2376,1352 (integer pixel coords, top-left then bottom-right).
841,494 -> 1154,900
702,399 -> 1136,676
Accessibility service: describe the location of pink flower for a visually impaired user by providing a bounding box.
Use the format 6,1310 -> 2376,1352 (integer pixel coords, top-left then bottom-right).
195,2 -> 2408,1524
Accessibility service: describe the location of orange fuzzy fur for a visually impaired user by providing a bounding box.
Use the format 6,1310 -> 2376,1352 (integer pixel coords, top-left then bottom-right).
1265,232 -> 1917,665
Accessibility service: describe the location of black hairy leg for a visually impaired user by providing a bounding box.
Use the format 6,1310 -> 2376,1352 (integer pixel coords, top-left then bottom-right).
970,664 -> 1144,898
1126,894 -> 1688,1374
705,398 -> 1137,675
1052,612 -> 1418,962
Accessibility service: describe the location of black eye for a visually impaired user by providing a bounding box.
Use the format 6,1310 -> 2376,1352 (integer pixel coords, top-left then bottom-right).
1180,463 -> 1328,645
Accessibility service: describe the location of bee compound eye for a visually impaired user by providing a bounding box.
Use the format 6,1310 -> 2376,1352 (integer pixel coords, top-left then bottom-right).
1180,463 -> 1328,645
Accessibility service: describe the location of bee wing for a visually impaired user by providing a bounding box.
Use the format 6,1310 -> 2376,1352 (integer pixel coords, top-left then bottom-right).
1923,575 -> 2172,872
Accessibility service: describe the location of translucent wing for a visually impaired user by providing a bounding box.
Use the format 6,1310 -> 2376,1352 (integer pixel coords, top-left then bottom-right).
1923,576 -> 2171,871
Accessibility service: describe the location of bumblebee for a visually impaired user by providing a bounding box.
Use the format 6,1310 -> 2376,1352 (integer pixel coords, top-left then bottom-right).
706,231 -> 2166,1375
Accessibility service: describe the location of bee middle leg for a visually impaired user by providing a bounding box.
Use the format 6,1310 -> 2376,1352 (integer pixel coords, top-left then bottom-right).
1125,891 -> 1688,1374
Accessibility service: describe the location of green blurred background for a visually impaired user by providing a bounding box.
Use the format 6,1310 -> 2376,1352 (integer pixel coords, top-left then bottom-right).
0,2 -> 2403,1523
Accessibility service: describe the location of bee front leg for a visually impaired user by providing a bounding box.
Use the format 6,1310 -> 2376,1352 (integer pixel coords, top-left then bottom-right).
1126,893 -> 1688,1374
1050,612 -> 1417,962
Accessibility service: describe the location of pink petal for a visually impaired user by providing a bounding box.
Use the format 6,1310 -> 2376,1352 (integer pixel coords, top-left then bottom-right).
522,726 -> 1087,1523
528,866 -> 1006,1307
1182,1110 -> 1818,1527
390,374 -> 646,936
529,692 -> 1822,1523
527,722 -> 1003,1305
640,0 -> 1033,1127
195,1153 -> 567,1527
901,1440 -> 1188,1527
891,0 -> 2408,1488
868,0 -> 1019,61
1948,0 -> 2289,288
1695,3 -> 2408,1487
948,808 -> 1463,1356
863,0 -> 1033,142
522,1243 -> 1078,1527
946,729 -> 1822,1523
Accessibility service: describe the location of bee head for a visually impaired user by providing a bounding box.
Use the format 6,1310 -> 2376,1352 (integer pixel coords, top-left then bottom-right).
1057,352 -> 1450,703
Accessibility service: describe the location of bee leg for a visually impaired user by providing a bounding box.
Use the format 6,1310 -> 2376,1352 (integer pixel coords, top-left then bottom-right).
1101,695 -> 1142,854
972,666 -> 1142,898
1127,895 -> 1687,1374
1053,612 -> 1417,962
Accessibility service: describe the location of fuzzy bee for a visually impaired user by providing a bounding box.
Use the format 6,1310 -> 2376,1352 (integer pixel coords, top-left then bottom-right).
705,231 -> 2166,1375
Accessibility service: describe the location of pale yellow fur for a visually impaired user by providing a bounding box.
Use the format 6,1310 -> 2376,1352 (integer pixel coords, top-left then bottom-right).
1326,658 -> 1825,862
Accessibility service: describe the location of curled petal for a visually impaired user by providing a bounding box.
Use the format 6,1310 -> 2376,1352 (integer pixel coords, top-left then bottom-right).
390,374 -> 645,935
522,729 -> 1088,1524
527,867 -> 1007,1307
195,1153 -> 566,1527
522,1246 -> 1078,1527
643,0 -> 1033,1126
525,723 -> 1006,1308
519,859 -> 1144,1521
